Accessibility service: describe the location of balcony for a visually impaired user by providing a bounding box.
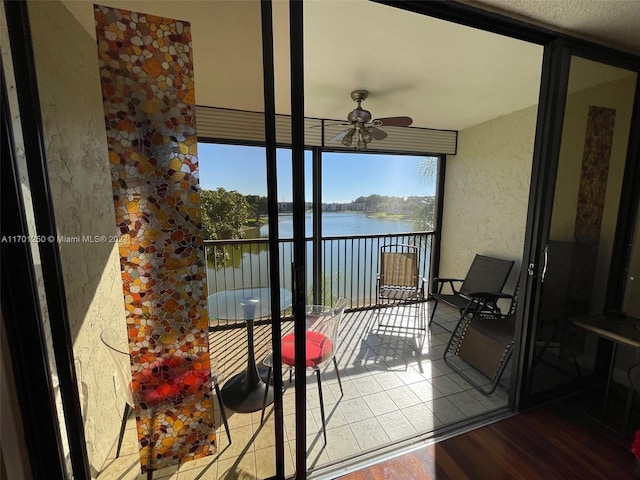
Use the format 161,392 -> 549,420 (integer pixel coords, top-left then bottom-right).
204,230 -> 434,320
96,233 -> 511,479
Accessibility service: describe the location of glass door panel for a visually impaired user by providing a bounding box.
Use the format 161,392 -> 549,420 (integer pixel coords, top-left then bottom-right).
623,209 -> 640,318
24,0 -> 291,478
529,55 -> 637,397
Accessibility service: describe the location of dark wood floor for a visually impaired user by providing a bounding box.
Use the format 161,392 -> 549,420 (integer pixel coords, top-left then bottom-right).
338,401 -> 637,480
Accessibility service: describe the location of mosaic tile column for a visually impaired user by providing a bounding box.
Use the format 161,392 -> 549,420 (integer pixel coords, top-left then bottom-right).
569,105 -> 616,311
94,5 -> 215,473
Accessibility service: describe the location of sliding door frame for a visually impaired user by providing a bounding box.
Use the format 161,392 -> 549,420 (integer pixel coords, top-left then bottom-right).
515,41 -> 574,408
4,0 -> 640,478
2,56 -> 68,480
289,1 -> 309,478
517,40 -> 640,409
260,1 -> 287,477
2,1 -> 91,478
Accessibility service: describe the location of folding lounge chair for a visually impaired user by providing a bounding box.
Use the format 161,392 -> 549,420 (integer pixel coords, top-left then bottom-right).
429,254 -> 515,328
444,304 -> 516,394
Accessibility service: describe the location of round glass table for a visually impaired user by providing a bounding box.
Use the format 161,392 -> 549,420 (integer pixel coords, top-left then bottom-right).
208,287 -> 293,413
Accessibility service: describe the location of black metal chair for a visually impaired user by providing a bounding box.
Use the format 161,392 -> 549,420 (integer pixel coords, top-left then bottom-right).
429,254 -> 515,328
375,244 -> 427,330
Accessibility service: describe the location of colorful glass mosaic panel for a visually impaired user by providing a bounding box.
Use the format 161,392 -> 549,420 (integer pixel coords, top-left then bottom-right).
569,105 -> 616,308
94,4 -> 215,473
574,106 -> 616,245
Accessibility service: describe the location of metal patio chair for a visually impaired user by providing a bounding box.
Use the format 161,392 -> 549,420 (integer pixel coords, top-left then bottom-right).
375,244 -> 427,330
260,298 -> 347,445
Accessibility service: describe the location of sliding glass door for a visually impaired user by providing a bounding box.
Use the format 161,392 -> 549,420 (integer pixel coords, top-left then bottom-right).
7,0 -> 640,478
519,47 -> 640,408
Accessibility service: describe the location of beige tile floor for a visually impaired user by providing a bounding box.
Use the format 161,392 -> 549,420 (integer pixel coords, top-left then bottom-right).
97,302 -> 510,479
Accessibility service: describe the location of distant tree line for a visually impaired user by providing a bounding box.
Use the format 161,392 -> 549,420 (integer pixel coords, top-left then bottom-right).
200,188 -> 434,241
354,194 -> 424,214
354,194 -> 435,231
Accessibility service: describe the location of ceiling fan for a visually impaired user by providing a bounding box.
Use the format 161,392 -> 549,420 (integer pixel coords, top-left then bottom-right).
328,90 -> 413,149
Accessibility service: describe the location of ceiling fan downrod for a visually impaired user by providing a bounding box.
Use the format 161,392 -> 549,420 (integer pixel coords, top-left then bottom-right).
348,90 -> 372,124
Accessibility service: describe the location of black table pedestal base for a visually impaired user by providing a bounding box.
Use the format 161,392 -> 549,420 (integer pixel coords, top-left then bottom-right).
221,370 -> 274,413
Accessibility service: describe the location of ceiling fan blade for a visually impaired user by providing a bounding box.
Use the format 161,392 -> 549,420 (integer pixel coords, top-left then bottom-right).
369,126 -> 388,141
329,128 -> 352,142
373,116 -> 413,127
309,121 -> 350,129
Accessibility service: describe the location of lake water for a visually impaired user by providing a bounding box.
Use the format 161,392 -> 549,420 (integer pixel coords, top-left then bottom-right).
263,212 -> 413,237
206,212 -> 424,307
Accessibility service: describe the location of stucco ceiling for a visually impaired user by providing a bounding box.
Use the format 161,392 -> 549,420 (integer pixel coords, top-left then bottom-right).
63,0 -> 638,132
468,0 -> 640,54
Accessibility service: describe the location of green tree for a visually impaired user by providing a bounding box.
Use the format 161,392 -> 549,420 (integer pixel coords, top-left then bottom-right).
417,156 -> 437,180
245,195 -> 268,223
411,196 -> 435,231
412,157 -> 438,231
200,188 -> 249,240
364,194 -> 385,212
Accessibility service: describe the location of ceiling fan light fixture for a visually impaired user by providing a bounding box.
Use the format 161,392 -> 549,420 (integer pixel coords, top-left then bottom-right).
341,129 -> 355,147
360,127 -> 373,143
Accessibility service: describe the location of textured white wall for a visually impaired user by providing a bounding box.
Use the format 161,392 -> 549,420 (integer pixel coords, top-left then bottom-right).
28,2 -> 127,475
440,105 -> 538,294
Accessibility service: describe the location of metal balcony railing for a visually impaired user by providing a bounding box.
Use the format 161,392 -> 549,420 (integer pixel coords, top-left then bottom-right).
204,231 -> 434,327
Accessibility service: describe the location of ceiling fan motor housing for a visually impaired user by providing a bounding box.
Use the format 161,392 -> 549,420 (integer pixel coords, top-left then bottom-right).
348,108 -> 372,123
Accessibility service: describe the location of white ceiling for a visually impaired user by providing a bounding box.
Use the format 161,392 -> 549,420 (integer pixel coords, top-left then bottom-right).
468,0 -> 640,54
64,0 -> 638,132
301,1 -> 543,130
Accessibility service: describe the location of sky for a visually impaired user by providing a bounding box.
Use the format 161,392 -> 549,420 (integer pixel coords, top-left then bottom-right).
198,143 -> 437,203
